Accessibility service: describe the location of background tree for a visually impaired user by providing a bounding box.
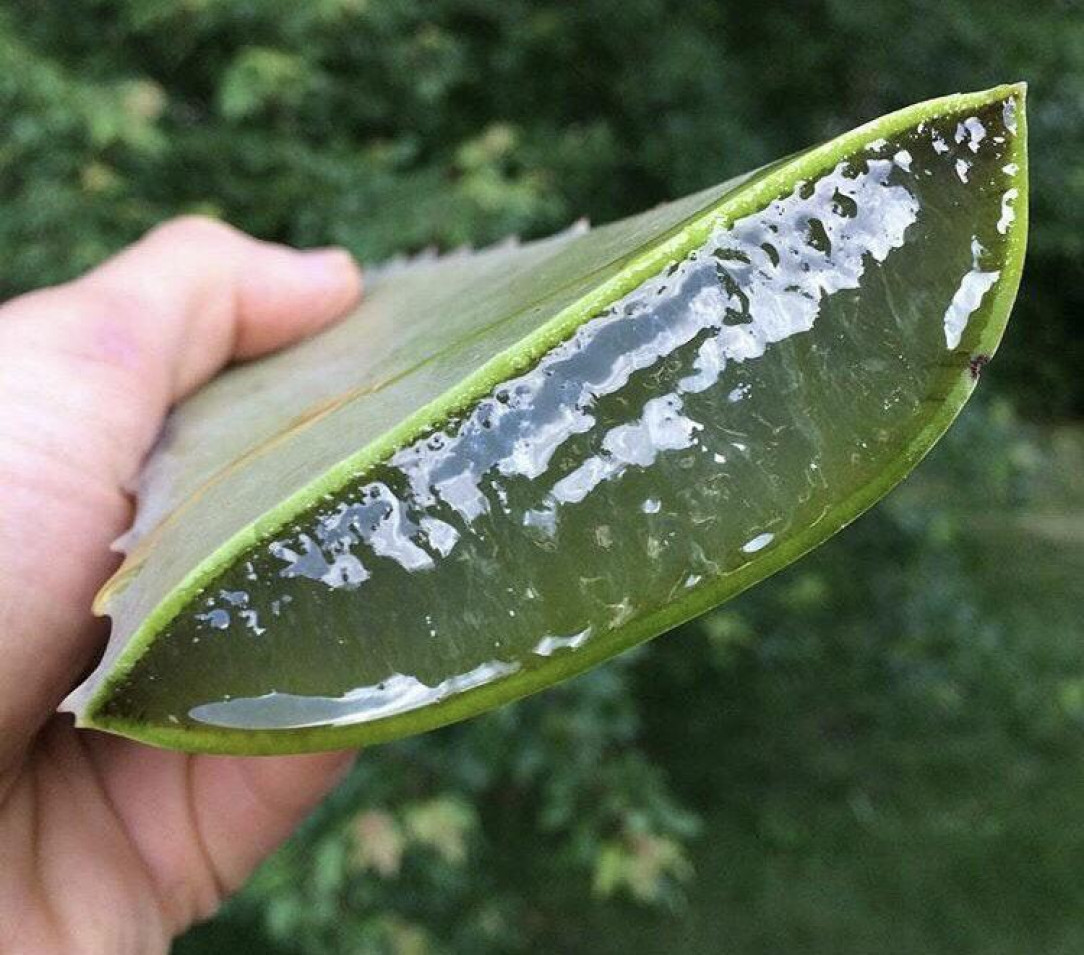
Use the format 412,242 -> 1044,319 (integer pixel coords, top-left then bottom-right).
1,3 -> 1081,952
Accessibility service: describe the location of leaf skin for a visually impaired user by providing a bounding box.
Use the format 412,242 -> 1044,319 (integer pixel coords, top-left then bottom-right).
68,84 -> 1028,754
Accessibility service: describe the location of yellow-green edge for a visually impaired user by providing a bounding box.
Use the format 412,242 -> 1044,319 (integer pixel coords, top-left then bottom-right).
82,83 -> 1028,754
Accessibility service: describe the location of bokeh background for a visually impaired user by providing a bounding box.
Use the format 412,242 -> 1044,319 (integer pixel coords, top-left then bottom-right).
1,2 -> 1081,952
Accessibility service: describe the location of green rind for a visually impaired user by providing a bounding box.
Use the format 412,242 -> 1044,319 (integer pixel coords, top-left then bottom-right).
81,83 -> 1028,754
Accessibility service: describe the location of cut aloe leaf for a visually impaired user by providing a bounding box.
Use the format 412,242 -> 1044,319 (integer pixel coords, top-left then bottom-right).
64,84 -> 1028,754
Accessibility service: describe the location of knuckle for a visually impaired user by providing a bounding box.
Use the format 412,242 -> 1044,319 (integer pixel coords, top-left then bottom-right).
151,214 -> 240,248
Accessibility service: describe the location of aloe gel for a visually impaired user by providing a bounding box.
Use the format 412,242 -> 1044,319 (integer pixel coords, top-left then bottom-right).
65,85 -> 1027,753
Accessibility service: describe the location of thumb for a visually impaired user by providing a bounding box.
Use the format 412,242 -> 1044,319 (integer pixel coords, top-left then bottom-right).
0,216 -> 362,760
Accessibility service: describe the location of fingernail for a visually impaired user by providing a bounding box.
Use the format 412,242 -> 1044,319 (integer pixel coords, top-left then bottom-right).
298,248 -> 362,295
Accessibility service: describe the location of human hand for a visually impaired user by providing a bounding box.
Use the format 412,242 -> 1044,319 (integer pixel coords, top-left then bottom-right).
0,218 -> 363,954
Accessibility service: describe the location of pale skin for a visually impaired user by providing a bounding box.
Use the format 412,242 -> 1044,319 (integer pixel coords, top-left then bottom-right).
0,218 -> 363,954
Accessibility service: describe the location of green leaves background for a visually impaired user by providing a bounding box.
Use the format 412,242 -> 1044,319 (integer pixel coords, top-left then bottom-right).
0,2 -> 1080,952
1,1 -> 1080,413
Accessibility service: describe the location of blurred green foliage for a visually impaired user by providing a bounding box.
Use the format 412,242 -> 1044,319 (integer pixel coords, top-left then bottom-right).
1,0 -> 1081,414
173,401 -> 1084,955
2,2 -> 1081,952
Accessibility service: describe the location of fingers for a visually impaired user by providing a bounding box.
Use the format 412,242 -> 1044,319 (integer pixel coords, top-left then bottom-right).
80,217 -> 362,401
81,732 -> 353,933
189,753 -> 356,914
1,216 -> 362,483
0,218 -> 362,761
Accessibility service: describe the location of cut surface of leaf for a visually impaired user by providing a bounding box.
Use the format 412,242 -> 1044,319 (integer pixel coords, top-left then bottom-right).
65,84 -> 1028,753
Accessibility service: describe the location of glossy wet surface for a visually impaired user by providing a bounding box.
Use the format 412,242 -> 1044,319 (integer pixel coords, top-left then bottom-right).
98,98 -> 1022,734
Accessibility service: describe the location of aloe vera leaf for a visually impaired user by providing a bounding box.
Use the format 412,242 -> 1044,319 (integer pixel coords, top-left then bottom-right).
63,84 -> 1028,754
